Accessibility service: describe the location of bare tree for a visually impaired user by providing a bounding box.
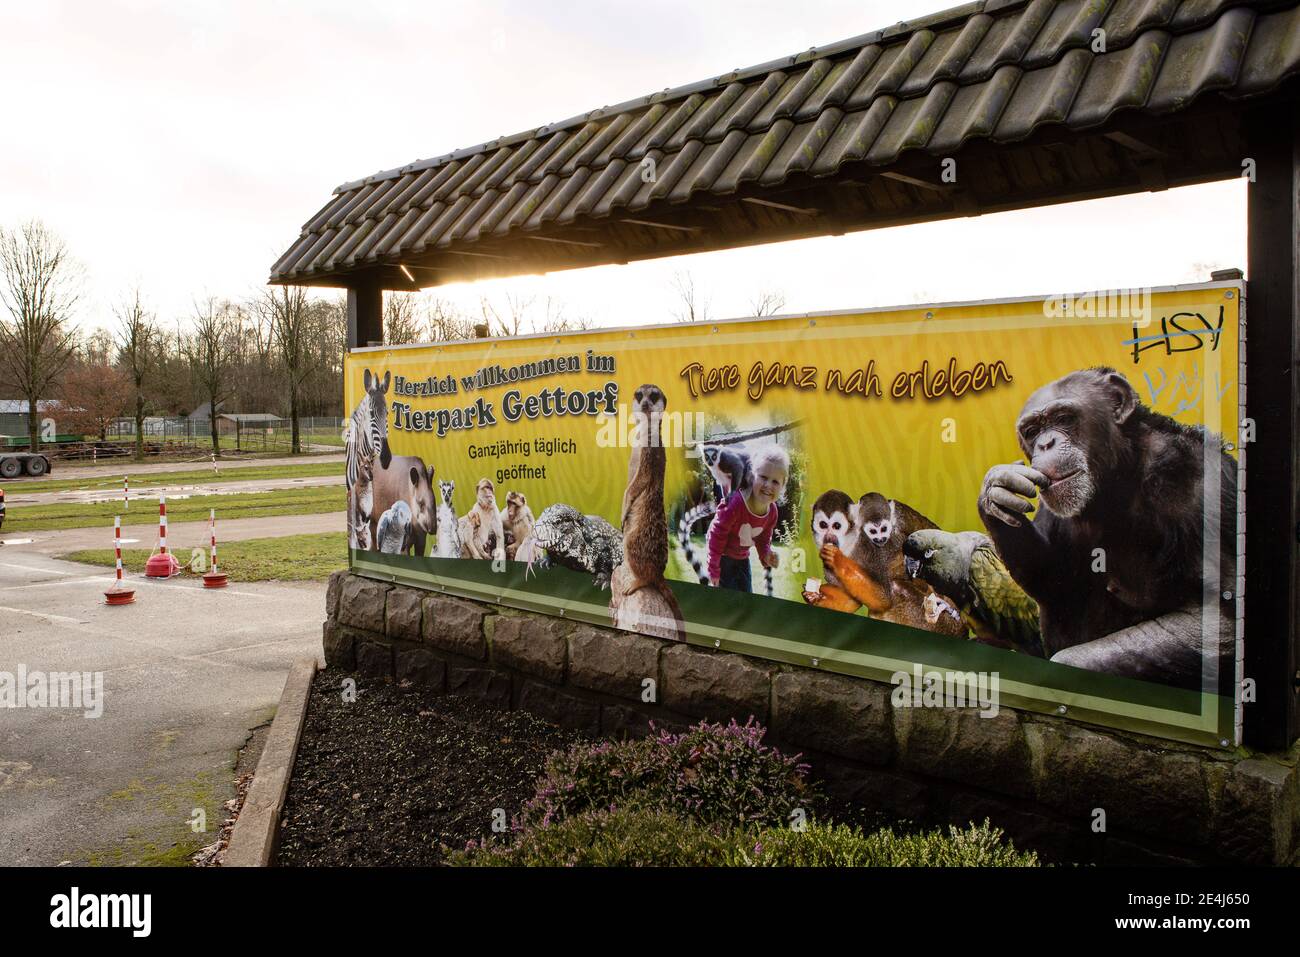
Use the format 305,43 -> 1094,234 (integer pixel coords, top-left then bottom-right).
114,287 -> 158,459
425,297 -> 474,341
148,320 -> 195,422
384,292 -> 422,344
535,296 -> 570,333
749,289 -> 787,317
80,328 -> 115,365
255,285 -> 320,454
184,298 -> 236,455
57,362 -> 130,441
0,220 -> 82,450
670,271 -> 710,324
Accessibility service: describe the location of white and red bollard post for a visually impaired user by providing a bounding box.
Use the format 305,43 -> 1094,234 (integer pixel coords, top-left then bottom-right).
123,475 -> 129,510
144,495 -> 181,578
104,515 -> 137,605
202,508 -> 227,588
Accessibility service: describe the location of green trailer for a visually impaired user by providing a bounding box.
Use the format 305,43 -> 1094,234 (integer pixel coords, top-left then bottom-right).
0,433 -> 83,448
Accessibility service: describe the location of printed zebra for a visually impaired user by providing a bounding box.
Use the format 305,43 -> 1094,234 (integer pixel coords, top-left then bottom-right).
345,369 -> 391,550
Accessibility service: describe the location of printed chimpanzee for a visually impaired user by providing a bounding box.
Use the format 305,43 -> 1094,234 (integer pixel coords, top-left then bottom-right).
977,367 -> 1236,690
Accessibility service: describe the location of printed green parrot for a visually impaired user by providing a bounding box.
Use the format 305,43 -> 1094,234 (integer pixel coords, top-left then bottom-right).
903,529 -> 1043,656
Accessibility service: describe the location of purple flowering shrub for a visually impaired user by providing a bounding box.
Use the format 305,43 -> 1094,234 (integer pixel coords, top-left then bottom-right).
450,719 -> 1040,867
518,717 -> 813,832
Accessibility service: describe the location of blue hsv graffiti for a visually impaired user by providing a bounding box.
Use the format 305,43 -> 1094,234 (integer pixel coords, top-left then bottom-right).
1140,362 -> 1235,415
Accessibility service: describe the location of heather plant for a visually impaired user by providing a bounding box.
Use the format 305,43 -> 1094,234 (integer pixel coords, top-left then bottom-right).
730,819 -> 1040,867
451,812 -> 1039,867
458,808 -> 734,867
518,717 -> 813,832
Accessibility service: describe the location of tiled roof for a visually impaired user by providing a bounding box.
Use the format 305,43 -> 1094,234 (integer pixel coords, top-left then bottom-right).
271,0 -> 1300,285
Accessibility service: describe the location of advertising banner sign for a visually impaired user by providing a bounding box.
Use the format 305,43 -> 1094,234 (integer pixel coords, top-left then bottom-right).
344,282 -> 1243,747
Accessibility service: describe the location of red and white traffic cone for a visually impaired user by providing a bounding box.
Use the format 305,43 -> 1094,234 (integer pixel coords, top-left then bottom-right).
144,495 -> 181,578
104,516 -> 137,605
202,508 -> 227,588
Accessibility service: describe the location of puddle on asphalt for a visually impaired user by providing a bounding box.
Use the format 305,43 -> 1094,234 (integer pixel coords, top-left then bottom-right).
0,539 -> 35,545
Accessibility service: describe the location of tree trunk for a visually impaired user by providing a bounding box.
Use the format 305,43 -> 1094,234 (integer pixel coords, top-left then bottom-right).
27,399 -> 40,452
134,392 -> 145,460
290,383 -> 301,455
210,396 -> 220,456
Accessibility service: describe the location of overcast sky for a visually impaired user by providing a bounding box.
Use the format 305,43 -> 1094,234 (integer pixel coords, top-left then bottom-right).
1,0 -> 1246,332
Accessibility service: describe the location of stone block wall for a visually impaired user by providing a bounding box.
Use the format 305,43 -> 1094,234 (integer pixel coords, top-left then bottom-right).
323,572 -> 1300,865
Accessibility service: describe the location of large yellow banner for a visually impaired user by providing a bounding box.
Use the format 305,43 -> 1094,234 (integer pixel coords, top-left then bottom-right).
345,283 -> 1242,746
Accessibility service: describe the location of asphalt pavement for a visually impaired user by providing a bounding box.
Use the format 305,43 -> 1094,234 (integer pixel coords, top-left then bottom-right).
6,472 -> 342,508
0,551 -> 326,865
7,451 -> 344,483
0,512 -> 343,556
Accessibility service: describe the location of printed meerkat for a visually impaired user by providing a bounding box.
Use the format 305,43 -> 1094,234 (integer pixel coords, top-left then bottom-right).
609,383 -> 685,641
499,491 -> 535,561
435,480 -> 460,558
459,478 -> 505,561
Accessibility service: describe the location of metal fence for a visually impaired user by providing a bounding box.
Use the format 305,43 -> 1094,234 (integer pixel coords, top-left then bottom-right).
106,416 -> 344,452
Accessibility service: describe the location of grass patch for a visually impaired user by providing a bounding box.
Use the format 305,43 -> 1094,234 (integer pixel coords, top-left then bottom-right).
7,485 -> 343,531
301,429 -> 345,448
668,537 -> 806,603
63,531 -> 346,581
14,460 -> 342,494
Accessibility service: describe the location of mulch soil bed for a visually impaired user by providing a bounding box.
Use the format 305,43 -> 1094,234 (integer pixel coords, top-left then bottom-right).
276,673 -> 586,866
277,671 -> 898,866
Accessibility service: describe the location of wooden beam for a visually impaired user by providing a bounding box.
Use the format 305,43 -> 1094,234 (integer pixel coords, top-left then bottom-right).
346,277 -> 382,349
526,235 -> 606,249
1244,100 -> 1300,750
1104,130 -> 1166,158
621,217 -> 701,234
443,249 -> 516,261
741,196 -> 819,216
880,170 -> 952,193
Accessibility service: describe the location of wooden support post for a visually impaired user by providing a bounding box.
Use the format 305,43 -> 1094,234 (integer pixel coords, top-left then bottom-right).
1245,101 -> 1300,750
346,277 -> 383,349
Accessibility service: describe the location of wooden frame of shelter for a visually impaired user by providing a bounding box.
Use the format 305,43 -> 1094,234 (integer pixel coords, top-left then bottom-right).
271,0 -> 1300,750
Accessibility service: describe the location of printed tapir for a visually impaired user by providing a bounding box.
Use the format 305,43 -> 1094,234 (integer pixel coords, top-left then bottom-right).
368,454 -> 437,556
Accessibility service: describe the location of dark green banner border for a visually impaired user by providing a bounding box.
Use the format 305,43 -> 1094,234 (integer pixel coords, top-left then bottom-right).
350,551 -> 1233,749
